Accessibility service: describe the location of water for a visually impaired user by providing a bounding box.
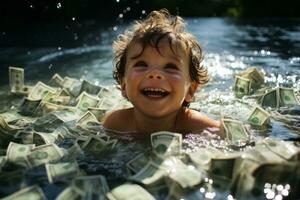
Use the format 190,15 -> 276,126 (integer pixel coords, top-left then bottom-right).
0,18 -> 300,199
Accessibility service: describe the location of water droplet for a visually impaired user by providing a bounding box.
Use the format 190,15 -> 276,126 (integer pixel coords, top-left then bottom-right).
116,0 -> 119,2
199,187 -> 205,193
113,26 -> 118,31
72,17 -> 76,21
274,195 -> 283,200
276,185 -> 283,191
266,190 -> 275,199
284,184 -> 290,190
58,46 -> 62,50
141,10 -> 146,14
227,195 -> 234,200
57,2 -> 62,9
281,189 -> 289,196
205,192 -> 216,199
126,7 -> 131,11
119,13 -> 123,18
30,5 -> 34,8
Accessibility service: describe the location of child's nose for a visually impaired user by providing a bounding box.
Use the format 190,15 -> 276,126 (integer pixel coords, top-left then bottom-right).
147,70 -> 163,80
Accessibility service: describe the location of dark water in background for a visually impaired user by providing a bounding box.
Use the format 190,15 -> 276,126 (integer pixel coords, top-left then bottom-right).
0,18 -> 300,199
1,18 -> 300,86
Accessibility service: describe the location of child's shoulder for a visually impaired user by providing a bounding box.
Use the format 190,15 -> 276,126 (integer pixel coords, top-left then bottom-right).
102,108 -> 134,132
179,108 -> 220,131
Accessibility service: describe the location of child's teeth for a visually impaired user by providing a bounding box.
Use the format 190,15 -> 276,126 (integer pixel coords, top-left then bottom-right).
144,88 -> 166,92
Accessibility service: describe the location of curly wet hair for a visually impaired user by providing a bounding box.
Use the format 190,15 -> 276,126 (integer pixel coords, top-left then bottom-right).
112,9 -> 209,86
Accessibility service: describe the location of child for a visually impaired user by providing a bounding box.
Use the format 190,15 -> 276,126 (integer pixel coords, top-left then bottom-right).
103,9 -> 220,136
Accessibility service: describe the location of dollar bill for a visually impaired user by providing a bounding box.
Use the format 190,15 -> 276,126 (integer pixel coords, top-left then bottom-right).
87,107 -> 107,121
49,73 -> 64,87
278,87 -> 299,107
236,67 -> 265,90
28,81 -> 57,100
126,153 -> 149,175
221,118 -> 250,144
2,185 -> 46,200
262,138 -> 300,160
76,92 -> 100,111
55,186 -> 82,200
151,131 -> 182,157
6,142 -> 35,167
76,111 -> 99,130
188,146 -> 224,171
79,80 -> 103,95
71,175 -> 110,199
129,161 -> 166,186
26,143 -> 64,168
46,161 -> 80,183
234,75 -> 251,98
19,97 -> 42,116
167,158 -> 202,188
106,183 -> 155,200
9,66 -> 24,93
81,135 -> 107,153
247,105 -> 270,126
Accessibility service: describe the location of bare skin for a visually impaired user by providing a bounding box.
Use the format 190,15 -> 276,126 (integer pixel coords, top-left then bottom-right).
103,107 -> 220,136
103,39 -> 220,136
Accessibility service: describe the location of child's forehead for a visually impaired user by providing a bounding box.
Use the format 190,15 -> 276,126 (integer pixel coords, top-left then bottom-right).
127,37 -> 188,58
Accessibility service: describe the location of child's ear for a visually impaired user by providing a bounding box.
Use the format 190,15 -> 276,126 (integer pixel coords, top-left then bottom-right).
120,79 -> 128,99
185,82 -> 199,103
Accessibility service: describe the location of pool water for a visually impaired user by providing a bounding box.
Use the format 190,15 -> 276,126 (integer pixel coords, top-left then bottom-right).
0,18 -> 300,199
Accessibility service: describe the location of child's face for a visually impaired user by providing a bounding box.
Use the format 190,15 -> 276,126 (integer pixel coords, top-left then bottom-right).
121,39 -> 198,118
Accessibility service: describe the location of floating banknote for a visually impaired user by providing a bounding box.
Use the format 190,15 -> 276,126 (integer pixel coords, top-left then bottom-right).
236,67 -> 265,90
259,87 -> 299,108
49,73 -> 64,87
126,153 -> 149,175
221,118 -> 250,145
2,185 -> 46,200
76,92 -> 100,111
166,157 -> 202,188
55,186 -> 82,200
26,143 -> 64,168
19,97 -> 42,116
6,142 -> 35,167
234,75 -> 252,98
247,105 -> 270,127
46,161 -> 80,183
79,80 -> 103,95
28,81 -> 57,100
129,161 -> 166,187
151,131 -> 182,157
106,183 -> 155,200
71,175 -> 109,199
9,66 -> 24,93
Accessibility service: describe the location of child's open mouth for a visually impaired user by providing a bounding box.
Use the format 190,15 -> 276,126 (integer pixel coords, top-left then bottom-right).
141,87 -> 170,98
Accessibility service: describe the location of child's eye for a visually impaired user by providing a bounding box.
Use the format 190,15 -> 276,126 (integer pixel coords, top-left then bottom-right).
165,63 -> 179,70
134,61 -> 147,68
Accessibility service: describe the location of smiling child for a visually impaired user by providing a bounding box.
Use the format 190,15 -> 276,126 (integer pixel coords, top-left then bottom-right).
103,9 -> 220,136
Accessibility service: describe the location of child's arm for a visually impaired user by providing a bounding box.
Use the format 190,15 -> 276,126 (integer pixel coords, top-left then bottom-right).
182,108 -> 220,132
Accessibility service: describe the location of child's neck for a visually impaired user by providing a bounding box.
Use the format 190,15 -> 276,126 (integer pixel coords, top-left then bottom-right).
132,108 -> 182,134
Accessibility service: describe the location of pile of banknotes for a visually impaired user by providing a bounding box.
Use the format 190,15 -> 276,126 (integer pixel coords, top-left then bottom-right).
0,66 -> 299,200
